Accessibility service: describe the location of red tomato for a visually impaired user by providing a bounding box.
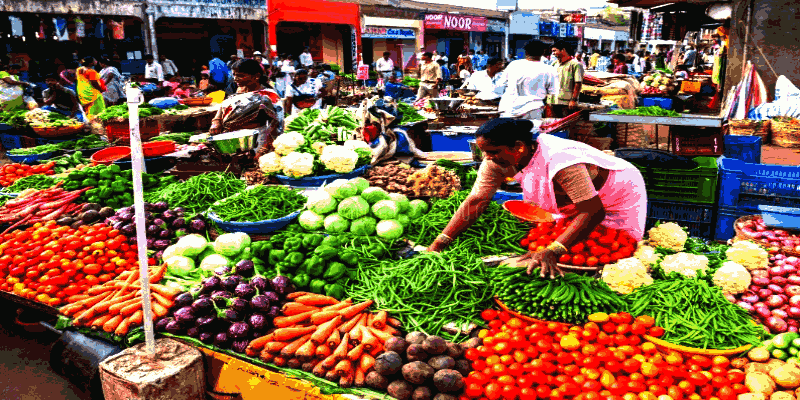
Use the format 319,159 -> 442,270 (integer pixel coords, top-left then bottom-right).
485,383 -> 502,400
572,254 -> 586,266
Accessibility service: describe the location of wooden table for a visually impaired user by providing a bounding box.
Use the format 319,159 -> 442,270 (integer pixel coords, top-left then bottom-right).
589,112 -> 723,152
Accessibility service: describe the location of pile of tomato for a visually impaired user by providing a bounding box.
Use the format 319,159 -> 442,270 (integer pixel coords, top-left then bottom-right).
0,221 -> 140,307
463,310 -> 747,400
520,220 -> 638,268
0,162 -> 56,187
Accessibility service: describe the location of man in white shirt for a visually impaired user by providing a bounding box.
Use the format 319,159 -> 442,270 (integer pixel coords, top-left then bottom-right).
375,52 -> 395,82
498,40 -> 557,120
300,47 -> 314,68
159,54 -> 178,76
144,54 -> 164,83
461,57 -> 507,100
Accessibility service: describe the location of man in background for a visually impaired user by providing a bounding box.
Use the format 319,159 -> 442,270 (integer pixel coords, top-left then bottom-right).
300,47 -> 314,69
550,40 -> 584,118
416,52 -> 442,100
376,51 -> 395,82
499,40 -> 556,120
144,54 -> 164,83
160,54 -> 179,77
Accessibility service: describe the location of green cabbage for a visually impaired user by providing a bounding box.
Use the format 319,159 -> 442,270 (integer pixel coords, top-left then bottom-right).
199,254 -> 232,274
350,216 -> 378,236
324,214 -> 350,233
396,214 -> 411,227
407,199 -> 430,220
307,190 -> 338,215
360,187 -> 391,205
372,200 -> 399,220
299,210 -> 325,231
376,219 -> 404,240
173,234 -> 208,258
349,177 -> 370,194
213,232 -> 251,257
337,196 -> 370,220
388,193 -> 410,213
165,256 -> 196,278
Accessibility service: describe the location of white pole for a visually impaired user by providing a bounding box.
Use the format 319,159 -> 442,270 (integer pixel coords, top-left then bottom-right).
126,85 -> 155,355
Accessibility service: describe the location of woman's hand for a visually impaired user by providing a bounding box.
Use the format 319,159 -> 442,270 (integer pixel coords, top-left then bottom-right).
519,249 -> 563,279
209,121 -> 222,135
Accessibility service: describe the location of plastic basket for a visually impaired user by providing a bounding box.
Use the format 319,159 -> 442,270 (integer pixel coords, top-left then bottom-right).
103,119 -> 160,144
6,151 -> 59,165
724,135 -> 762,164
729,119 -> 770,144
20,136 -> 38,148
645,199 -> 716,239
35,136 -> 75,146
718,157 -> 800,210
275,165 -> 370,188
0,134 -> 22,150
207,210 -> 301,234
114,156 -> 176,174
431,132 -> 474,152
642,97 -> 674,110
672,128 -> 724,156
758,205 -> 800,231
493,190 -> 524,205
631,156 -> 718,205
715,206 -> 751,241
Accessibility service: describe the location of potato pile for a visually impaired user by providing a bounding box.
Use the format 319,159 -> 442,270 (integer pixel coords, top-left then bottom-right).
364,162 -> 416,197
743,346 -> 800,400
365,331 -> 479,400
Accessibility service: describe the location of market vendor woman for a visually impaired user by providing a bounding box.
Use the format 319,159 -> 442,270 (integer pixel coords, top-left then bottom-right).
428,118 -> 647,278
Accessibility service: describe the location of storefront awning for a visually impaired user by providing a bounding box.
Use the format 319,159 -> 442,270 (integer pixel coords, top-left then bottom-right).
607,0 -> 729,9
269,0 -> 360,27
362,26 -> 415,39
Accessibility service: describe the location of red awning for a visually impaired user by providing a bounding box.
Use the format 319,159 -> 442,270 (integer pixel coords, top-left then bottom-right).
269,0 -> 360,27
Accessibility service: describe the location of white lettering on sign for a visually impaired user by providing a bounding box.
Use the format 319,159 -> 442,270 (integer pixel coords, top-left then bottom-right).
443,15 -> 473,30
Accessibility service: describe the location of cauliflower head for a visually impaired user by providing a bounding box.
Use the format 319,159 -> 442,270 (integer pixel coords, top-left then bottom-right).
712,261 -> 752,295
726,240 -> 769,271
634,245 -> 660,269
648,222 -> 688,252
311,141 -> 328,155
660,252 -> 709,278
258,152 -> 283,174
601,257 -> 654,295
343,140 -> 371,151
320,145 -> 359,174
273,132 -> 306,156
280,152 -> 315,178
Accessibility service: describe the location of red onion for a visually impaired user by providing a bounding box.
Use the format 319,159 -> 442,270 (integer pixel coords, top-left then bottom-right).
776,254 -> 787,261
752,269 -> 770,279
788,285 -> 800,297
790,326 -> 798,333
767,317 -> 789,333
787,275 -> 800,285
773,309 -> 789,319
790,295 -> 800,308
787,256 -> 799,265
753,277 -> 771,287
759,289 -> 774,300
724,294 -> 737,303
742,293 -> 760,304
770,266 -> 786,277
756,307 -> 773,319
769,284 -> 786,294
788,307 -> 800,318
784,265 -> 798,275
795,245 -> 800,252
738,302 -> 755,312
754,302 -> 767,309
772,276 -> 788,286
767,295 -> 786,307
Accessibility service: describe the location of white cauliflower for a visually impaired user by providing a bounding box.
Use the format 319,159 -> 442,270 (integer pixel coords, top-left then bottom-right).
601,257 -> 654,295
660,252 -> 709,278
634,245 -> 660,269
258,152 -> 283,174
343,140 -> 371,151
320,145 -> 359,174
648,222 -> 688,252
726,240 -> 769,271
311,141 -> 328,155
280,152 -> 315,178
273,132 -> 306,156
712,261 -> 752,295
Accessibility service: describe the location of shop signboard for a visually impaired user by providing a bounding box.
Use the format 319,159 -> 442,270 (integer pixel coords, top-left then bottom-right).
559,23 -> 567,38
356,64 -> 370,80
424,13 -> 487,32
362,26 -> 416,40
487,19 -> 506,33
509,12 -> 540,36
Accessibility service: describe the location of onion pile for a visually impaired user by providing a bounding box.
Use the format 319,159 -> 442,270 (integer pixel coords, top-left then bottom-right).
735,255 -> 800,333
737,217 -> 800,253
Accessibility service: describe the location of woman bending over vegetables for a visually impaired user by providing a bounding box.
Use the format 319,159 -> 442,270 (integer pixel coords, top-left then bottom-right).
427,118 -> 647,278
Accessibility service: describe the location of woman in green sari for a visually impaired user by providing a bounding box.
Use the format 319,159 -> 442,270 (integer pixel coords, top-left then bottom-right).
76,57 -> 106,118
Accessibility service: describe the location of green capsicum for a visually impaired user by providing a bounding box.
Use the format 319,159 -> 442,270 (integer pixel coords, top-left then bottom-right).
338,251 -> 359,267
98,187 -> 113,199
284,237 -> 303,253
321,236 -> 341,248
313,246 -> 338,261
81,178 -> 99,187
99,169 -> 114,180
306,256 -> 326,277
292,274 -> 311,289
367,243 -> 385,258
284,252 -> 305,267
322,262 -> 346,281
309,279 -> 327,294
268,249 -> 286,265
302,234 -> 324,250
111,181 -> 128,193
324,283 -> 346,300
67,171 -> 86,181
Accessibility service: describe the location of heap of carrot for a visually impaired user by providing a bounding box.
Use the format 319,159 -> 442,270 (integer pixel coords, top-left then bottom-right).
245,292 -> 401,388
0,185 -> 90,233
59,265 -> 180,336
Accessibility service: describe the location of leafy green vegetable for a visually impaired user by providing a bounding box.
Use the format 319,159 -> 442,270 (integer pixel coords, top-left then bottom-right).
96,104 -> 164,121
608,106 -> 681,117
398,102 -> 426,125
149,132 -> 193,144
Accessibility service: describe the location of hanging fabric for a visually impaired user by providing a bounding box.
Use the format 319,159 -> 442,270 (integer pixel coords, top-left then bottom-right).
53,17 -> 69,41
8,16 -> 23,37
109,20 -> 124,40
75,18 -> 85,38
94,18 -> 105,38
38,19 -> 46,39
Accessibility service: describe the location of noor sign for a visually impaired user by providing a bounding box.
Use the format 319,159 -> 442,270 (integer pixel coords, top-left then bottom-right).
425,13 -> 487,32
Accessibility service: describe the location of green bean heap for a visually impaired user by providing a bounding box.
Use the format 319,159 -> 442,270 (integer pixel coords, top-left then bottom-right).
210,185 -> 306,222
145,172 -> 246,214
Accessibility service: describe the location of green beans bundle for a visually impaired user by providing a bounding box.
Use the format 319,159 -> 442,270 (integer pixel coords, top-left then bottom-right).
3,174 -> 57,192
624,278 -> 764,349
145,172 -> 246,214
346,252 -> 494,340
210,185 -> 306,222
8,143 -> 66,155
407,190 -> 528,256
492,266 -> 626,324
608,106 -> 681,117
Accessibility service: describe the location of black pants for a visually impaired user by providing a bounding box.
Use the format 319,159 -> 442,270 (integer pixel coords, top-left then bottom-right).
550,104 -> 573,118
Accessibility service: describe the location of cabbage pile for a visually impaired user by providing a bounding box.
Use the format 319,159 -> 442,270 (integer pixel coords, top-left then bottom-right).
298,177 -> 429,241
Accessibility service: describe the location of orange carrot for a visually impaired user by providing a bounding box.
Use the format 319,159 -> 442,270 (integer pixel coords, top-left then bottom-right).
354,367 -> 366,387
90,314 -> 113,328
338,313 -> 362,334
73,292 -> 121,324
384,326 -> 400,335
130,310 -> 143,324
295,294 -> 339,307
108,296 -> 142,315
66,294 -> 90,304
151,292 -> 174,309
151,302 -> 169,318
281,303 -> 320,316
360,353 -> 375,371
316,345 -> 332,359
334,359 -> 353,377
372,310 -> 387,330
332,333 -> 350,360
273,356 -> 288,367
350,325 -> 363,343
281,333 -> 313,358
339,369 -> 355,387
273,310 -> 315,328
326,330 -> 341,349
369,346 -> 382,356
120,301 -> 142,317
311,315 -> 342,345
365,313 -> 374,328
148,284 -> 181,299
245,347 -> 259,357
248,334 -> 276,351
387,317 -> 402,328
322,349 -> 339,369
63,291 -> 112,312
260,351 -> 276,364
296,339 -> 316,360
272,326 -> 317,342
359,325 -> 379,351
86,284 -> 116,296
286,291 -> 313,300
264,342 -> 289,354
368,326 -> 396,343
347,343 -> 365,361
321,300 -> 352,312
103,315 -> 124,333
339,300 -> 374,319
149,265 -> 167,284
114,316 -> 133,336
349,314 -> 367,339
310,310 -> 340,325
315,354 -> 336,376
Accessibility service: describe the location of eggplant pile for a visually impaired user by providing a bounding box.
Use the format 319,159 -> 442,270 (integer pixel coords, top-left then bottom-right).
156,267 -> 295,354
56,203 -> 115,229
105,201 -> 207,257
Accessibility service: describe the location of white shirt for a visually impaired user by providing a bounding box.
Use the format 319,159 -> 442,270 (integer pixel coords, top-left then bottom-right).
300,52 -> 313,67
285,79 -> 322,115
160,59 -> 178,76
459,69 -> 471,80
376,57 -> 394,72
461,70 -> 507,100
499,59 -> 557,118
144,62 -> 164,81
281,60 -> 295,73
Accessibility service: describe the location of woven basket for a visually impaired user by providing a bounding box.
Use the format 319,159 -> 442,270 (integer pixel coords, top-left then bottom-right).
771,118 -> 800,148
729,119 -> 771,144
616,123 -> 648,148
734,214 -> 800,257
32,124 -> 86,138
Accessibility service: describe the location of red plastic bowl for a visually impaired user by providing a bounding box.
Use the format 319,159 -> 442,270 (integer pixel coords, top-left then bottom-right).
502,200 -> 554,223
143,141 -> 176,157
91,146 -> 132,165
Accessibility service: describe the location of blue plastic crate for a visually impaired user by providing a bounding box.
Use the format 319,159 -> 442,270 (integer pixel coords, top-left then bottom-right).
430,131 -> 474,152
0,134 -> 22,150
724,135 -> 762,163
35,137 -> 74,146
645,199 -> 716,239
550,131 -> 569,139
642,97 -> 674,110
718,157 -> 800,210
275,165 -> 370,188
493,190 -> 523,205
715,206 -> 751,241
758,205 -> 800,230
208,210 -> 301,234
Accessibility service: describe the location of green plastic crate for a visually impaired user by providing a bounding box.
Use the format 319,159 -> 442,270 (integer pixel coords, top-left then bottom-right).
631,156 -> 719,205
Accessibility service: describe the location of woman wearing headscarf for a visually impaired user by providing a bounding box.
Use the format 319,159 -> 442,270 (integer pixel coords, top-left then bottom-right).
98,57 -> 125,106
75,56 -> 106,118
